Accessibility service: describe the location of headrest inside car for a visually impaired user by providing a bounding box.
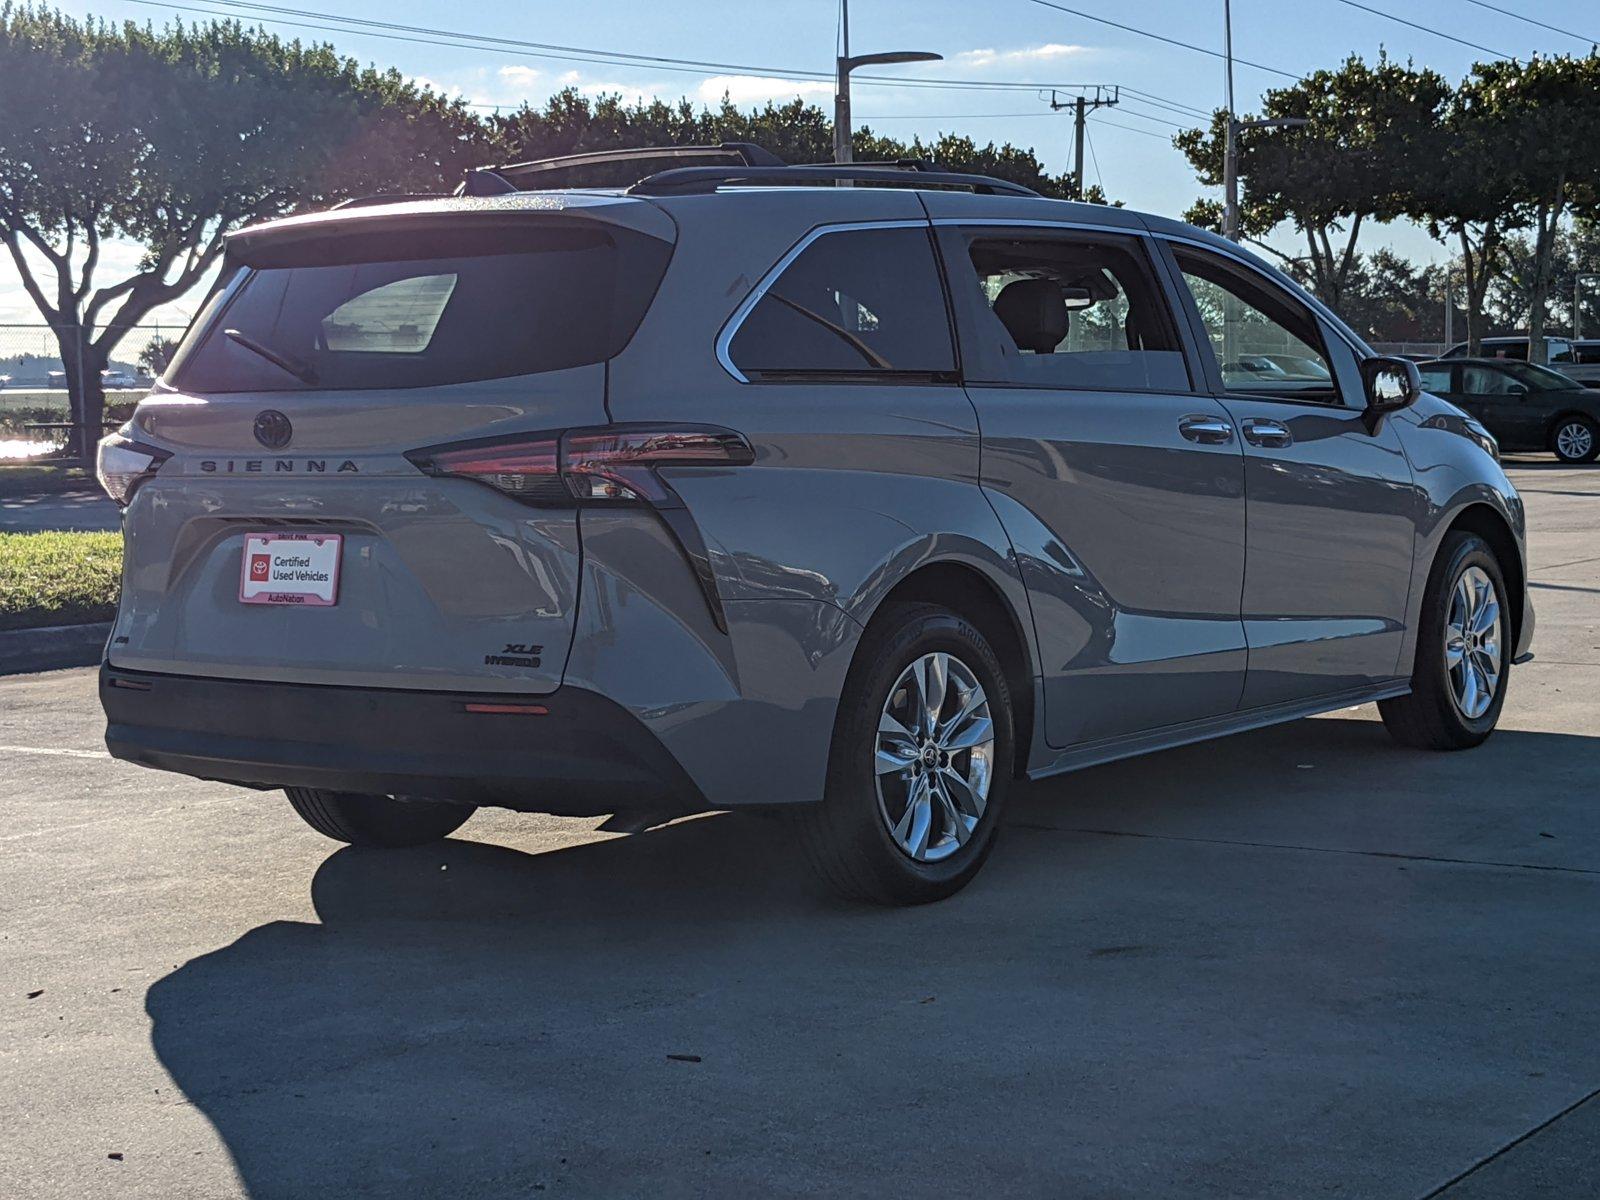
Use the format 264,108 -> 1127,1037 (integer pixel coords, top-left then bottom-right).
993,278 -> 1069,354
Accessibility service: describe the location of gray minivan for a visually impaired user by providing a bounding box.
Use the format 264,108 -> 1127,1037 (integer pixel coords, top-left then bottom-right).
98,149 -> 1533,904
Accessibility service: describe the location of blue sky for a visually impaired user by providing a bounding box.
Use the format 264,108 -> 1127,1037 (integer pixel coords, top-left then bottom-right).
9,0 -> 1599,327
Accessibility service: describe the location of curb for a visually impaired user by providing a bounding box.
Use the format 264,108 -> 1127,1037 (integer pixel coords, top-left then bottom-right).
0,622 -> 111,677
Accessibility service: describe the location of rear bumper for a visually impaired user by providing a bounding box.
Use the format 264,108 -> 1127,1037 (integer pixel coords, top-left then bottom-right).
100,666 -> 707,816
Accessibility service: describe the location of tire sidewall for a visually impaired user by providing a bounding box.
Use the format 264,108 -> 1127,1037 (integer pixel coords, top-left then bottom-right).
828,606 -> 1014,898
1424,537 -> 1511,738
1552,416 -> 1599,464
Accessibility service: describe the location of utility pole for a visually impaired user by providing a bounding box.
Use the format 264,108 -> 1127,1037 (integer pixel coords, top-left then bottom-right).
833,1 -> 941,163
1049,86 -> 1119,197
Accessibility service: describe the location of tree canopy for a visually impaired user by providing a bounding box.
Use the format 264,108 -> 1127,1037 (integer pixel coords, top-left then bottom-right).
488,90 -> 1111,203
0,5 -> 482,448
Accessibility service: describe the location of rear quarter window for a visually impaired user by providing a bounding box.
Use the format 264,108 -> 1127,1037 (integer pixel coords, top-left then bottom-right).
726,226 -> 955,380
173,222 -> 672,392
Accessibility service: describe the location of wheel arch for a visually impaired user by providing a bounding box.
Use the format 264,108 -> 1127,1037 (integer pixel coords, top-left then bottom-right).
1443,502 -> 1525,652
861,560 -> 1038,778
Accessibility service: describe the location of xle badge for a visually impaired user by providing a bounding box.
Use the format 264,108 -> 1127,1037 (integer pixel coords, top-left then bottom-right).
484,643 -> 544,668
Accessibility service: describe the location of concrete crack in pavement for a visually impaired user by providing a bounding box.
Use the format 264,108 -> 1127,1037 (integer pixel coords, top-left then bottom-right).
1415,1085 -> 1600,1199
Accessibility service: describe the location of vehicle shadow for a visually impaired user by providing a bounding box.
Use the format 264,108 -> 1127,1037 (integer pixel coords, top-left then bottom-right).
145,717 -> 1600,1198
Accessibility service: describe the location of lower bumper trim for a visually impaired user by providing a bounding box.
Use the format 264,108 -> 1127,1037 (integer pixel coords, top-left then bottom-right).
100,666 -> 706,817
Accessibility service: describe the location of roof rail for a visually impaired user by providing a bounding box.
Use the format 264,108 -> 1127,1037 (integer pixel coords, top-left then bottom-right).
463,142 -> 785,196
331,193 -> 451,211
627,164 -> 1041,198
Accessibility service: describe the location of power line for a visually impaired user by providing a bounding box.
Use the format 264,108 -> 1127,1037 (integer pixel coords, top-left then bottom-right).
1024,0 -> 1300,79
1092,117 -> 1174,140
1115,101 -> 1190,128
1329,0 -> 1509,57
153,0 -> 1118,95
1457,0 -> 1596,47
1119,86 -> 1213,119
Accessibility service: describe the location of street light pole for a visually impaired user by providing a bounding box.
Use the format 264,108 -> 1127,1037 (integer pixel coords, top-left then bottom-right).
833,2 -> 941,163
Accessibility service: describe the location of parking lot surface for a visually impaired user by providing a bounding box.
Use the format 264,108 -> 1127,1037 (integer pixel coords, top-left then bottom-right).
1,459 -> 1596,1199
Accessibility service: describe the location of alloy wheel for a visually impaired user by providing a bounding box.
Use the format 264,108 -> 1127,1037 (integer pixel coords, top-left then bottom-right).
874,651 -> 995,863
1445,565 -> 1502,720
1555,420 -> 1594,462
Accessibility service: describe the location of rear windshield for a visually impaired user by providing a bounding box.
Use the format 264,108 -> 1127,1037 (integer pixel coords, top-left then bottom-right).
172,222 -> 671,392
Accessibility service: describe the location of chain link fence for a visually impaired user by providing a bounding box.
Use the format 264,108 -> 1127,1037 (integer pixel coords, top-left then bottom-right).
0,324 -> 185,459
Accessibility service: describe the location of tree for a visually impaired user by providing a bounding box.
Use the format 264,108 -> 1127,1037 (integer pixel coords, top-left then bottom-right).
1465,54 -> 1600,361
1404,86 -> 1521,354
490,90 -> 1110,202
0,7 -> 483,456
1176,56 -> 1450,309
136,336 -> 178,378
1285,248 -> 1445,344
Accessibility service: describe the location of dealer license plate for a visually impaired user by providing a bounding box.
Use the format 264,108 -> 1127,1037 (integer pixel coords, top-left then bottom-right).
239,532 -> 342,606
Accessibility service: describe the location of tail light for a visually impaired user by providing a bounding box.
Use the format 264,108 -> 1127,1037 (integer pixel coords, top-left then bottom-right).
96,428 -> 172,507
407,424 -> 754,634
406,425 -> 754,506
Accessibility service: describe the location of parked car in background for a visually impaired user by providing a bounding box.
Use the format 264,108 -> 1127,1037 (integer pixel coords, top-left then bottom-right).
97,149 -> 1534,904
1418,358 -> 1600,463
1559,339 -> 1600,388
1442,335 -> 1575,364
101,369 -> 140,389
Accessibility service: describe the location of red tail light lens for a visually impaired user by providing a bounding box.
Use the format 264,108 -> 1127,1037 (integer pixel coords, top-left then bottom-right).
408,437 -> 564,503
561,428 -> 755,502
409,426 -> 753,506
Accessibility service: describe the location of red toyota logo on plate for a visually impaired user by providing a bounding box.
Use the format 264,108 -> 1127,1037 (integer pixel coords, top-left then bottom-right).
249,553 -> 271,581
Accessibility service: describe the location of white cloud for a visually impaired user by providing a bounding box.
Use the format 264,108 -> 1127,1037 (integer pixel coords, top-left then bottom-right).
496,65 -> 543,91
694,75 -> 833,106
956,43 -> 1090,69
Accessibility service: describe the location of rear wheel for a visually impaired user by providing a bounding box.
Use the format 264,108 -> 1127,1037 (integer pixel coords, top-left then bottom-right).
285,788 -> 474,847
1551,415 -> 1599,464
797,602 -> 1014,905
1379,532 -> 1510,751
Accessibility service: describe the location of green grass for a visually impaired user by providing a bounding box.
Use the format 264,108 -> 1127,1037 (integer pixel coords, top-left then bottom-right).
0,531 -> 122,632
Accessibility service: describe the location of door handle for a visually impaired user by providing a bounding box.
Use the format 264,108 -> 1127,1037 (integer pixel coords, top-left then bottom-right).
1178,414 -> 1235,445
1241,417 -> 1293,448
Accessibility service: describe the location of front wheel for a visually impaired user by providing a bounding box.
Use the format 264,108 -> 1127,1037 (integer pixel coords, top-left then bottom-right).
797,602 -> 1014,905
1380,532 -> 1510,751
285,788 -> 475,847
1551,415 -> 1599,464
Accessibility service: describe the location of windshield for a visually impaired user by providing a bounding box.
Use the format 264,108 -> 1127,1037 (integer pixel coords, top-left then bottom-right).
172,222 -> 671,392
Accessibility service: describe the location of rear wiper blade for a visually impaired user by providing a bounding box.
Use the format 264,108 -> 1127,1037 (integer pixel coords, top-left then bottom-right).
224,329 -> 319,386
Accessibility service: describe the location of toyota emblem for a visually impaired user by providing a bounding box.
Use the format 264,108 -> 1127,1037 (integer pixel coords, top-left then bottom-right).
254,409 -> 293,449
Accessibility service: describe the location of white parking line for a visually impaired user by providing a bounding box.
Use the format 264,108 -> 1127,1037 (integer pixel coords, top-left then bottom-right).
0,744 -> 110,759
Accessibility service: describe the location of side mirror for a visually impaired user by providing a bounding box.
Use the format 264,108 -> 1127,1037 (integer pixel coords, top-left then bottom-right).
1507,382 -> 1529,396
1361,356 -> 1421,417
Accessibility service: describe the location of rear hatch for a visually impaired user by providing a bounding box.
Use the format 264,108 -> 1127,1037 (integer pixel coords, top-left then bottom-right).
108,195 -> 675,693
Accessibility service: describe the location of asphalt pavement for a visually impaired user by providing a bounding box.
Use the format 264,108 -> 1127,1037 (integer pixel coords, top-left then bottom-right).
0,490 -> 121,533
1,458 -> 1596,1199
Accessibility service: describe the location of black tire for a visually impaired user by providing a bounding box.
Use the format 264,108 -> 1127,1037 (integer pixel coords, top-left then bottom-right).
1379,532 -> 1510,751
1550,414 -> 1599,464
797,601 -> 1014,905
285,788 -> 474,847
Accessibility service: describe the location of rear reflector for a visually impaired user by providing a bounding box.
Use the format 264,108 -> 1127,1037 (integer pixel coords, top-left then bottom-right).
463,702 -> 549,715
